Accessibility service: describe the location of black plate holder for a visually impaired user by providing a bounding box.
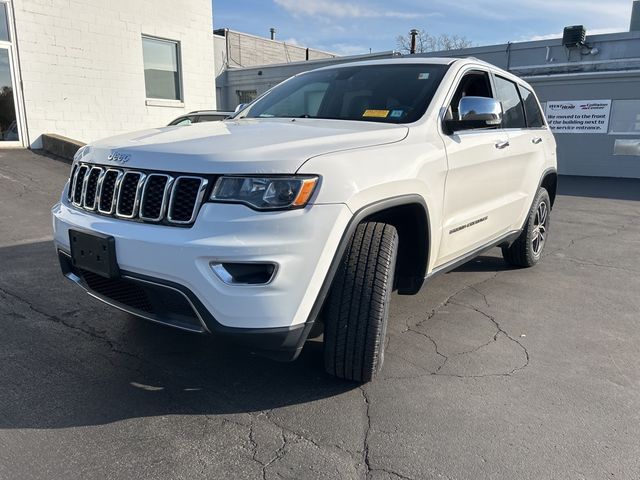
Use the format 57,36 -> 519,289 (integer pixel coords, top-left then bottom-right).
69,229 -> 120,278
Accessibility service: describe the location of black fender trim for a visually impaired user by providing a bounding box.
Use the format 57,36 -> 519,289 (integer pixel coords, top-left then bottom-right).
538,167 -> 558,207
301,194 -> 431,330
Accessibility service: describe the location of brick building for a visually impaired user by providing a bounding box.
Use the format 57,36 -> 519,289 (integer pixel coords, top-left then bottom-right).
2,0 -> 216,148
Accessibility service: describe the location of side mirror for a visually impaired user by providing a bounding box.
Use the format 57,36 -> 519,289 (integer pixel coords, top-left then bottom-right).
445,96 -> 502,132
234,103 -> 248,113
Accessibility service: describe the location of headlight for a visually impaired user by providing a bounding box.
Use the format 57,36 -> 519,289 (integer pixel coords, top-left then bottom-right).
209,176 -> 319,210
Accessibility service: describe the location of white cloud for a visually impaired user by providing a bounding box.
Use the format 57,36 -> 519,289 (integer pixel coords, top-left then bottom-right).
434,0 -> 632,25
274,0 -> 422,19
522,27 -> 626,42
328,43 -> 369,55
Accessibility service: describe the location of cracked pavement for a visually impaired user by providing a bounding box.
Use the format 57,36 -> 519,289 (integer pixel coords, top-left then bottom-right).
1,150 -> 639,479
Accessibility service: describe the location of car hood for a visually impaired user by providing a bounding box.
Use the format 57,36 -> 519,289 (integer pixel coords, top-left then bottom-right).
83,118 -> 409,174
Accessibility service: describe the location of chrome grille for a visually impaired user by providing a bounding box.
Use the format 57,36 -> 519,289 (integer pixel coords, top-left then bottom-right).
67,163 -> 209,227
83,167 -> 103,210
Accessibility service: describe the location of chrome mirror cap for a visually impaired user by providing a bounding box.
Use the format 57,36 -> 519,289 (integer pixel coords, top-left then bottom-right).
459,96 -> 503,125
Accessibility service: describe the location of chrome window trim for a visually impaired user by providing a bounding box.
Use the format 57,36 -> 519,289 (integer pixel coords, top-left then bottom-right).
139,173 -> 174,222
115,171 -> 146,219
167,176 -> 208,224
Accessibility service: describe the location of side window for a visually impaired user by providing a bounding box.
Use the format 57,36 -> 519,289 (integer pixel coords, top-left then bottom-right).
448,71 -> 493,122
518,86 -> 545,128
171,116 -> 194,126
494,76 -> 526,129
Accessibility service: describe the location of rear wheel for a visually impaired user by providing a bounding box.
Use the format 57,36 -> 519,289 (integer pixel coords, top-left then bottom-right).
324,222 -> 398,383
502,187 -> 551,267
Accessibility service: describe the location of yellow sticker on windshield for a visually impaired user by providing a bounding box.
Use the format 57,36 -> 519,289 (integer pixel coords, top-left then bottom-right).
362,109 -> 389,118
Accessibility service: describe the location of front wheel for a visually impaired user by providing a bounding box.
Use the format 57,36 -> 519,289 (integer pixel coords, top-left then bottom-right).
323,222 -> 398,382
502,187 -> 551,267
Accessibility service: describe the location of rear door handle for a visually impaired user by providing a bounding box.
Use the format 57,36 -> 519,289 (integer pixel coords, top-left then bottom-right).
495,140 -> 510,149
532,137 -> 543,144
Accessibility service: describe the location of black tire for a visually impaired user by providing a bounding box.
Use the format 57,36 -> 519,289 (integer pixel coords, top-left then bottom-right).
324,222 -> 398,382
502,187 -> 551,268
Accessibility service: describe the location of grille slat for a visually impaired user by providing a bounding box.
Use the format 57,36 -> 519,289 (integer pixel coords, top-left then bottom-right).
70,162 -> 207,226
98,170 -> 120,214
116,171 -> 144,218
140,174 -> 171,221
72,165 -> 88,205
168,177 -> 207,224
83,167 -> 103,210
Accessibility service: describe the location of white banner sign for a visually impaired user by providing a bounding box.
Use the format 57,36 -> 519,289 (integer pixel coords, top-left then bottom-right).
544,100 -> 611,134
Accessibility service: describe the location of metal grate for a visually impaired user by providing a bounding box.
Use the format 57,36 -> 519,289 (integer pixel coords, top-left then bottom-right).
72,165 -> 88,205
83,167 -> 103,210
168,177 -> 205,224
77,268 -> 203,330
98,170 -> 119,214
116,172 -> 143,218
68,163 -> 208,226
140,174 -> 171,221
81,270 -> 154,313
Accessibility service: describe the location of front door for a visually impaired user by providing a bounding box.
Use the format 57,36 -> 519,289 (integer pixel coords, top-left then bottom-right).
436,69 -> 513,267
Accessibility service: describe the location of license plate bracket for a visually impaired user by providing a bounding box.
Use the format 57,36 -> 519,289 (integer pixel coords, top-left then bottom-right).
69,229 -> 120,278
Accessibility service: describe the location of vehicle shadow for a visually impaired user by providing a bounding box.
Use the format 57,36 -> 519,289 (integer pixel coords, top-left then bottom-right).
0,240 -> 513,430
0,241 -> 357,430
452,254 -> 512,273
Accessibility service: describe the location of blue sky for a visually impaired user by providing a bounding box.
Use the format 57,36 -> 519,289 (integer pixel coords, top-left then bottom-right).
213,0 -> 635,55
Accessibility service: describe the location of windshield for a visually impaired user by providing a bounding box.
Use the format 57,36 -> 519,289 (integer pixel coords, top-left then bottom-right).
243,63 -> 449,124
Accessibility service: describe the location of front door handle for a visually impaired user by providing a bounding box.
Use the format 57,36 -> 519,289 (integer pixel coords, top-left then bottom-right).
532,137 -> 543,144
495,140 -> 510,149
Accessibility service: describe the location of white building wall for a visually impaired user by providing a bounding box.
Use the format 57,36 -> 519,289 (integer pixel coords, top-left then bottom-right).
13,0 -> 216,148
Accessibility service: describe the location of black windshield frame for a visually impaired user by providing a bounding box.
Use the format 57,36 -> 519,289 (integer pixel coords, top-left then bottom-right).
243,63 -> 450,124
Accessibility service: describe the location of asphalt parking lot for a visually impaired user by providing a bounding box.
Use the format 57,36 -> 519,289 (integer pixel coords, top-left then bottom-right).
0,149 -> 639,480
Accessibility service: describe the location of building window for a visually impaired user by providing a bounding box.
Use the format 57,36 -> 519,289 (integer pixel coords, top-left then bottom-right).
609,100 -> 640,135
142,36 -> 182,101
237,90 -> 257,104
0,3 -> 10,42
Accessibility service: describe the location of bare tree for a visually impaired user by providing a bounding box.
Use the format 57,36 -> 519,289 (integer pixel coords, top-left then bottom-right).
396,30 -> 474,53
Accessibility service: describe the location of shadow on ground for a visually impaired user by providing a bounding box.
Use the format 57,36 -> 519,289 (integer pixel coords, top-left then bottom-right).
0,241 -> 361,430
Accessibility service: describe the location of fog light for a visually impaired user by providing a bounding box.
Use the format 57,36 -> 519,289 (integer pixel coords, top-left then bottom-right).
210,262 -> 277,285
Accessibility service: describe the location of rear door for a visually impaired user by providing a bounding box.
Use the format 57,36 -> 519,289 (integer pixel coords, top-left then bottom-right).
493,76 -> 549,230
436,69 -> 513,267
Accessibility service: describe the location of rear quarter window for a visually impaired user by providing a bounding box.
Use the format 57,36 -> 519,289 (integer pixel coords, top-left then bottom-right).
494,76 -> 526,129
518,86 -> 545,128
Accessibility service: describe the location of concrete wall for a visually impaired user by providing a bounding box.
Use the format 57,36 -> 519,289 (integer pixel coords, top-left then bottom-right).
215,29 -> 336,69
13,0 -> 216,148
528,71 -> 640,178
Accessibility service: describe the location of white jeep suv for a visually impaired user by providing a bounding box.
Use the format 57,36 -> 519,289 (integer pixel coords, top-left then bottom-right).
52,58 -> 557,382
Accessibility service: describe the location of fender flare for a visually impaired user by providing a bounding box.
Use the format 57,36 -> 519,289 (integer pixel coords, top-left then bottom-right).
304,194 -> 431,327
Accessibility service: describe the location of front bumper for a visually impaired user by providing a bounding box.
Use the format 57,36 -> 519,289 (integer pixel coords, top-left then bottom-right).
52,192 -> 352,358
